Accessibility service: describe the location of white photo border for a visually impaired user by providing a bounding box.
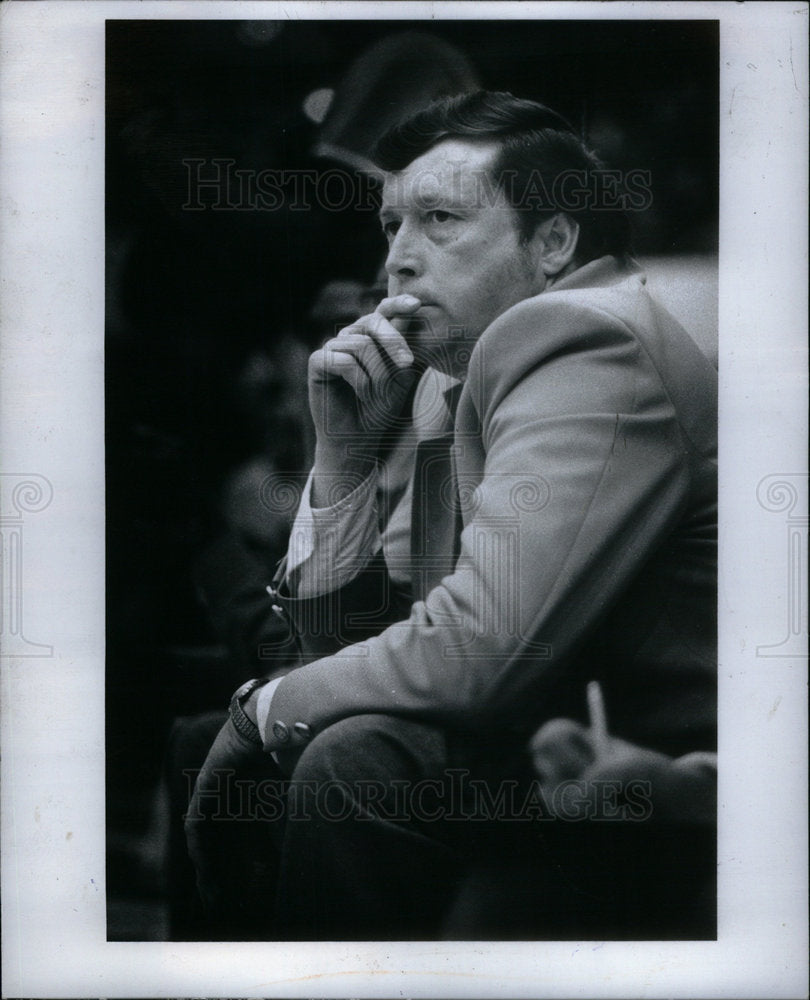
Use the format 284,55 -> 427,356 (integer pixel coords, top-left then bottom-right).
1,1 -> 807,997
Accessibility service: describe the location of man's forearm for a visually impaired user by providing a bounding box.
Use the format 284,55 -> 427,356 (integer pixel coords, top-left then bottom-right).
310,442 -> 378,508
283,464 -> 381,600
276,549 -> 409,662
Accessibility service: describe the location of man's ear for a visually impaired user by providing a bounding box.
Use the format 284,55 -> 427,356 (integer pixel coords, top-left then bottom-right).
534,213 -> 580,278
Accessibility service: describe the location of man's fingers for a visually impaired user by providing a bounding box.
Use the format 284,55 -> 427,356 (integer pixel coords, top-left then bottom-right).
375,294 -> 422,320
308,310 -> 421,440
529,718 -> 596,785
528,718 -> 591,754
311,344 -> 371,396
375,296 -> 425,341
341,302 -> 419,364
334,355 -> 371,401
311,339 -> 419,431
317,337 -> 382,382
334,320 -> 414,373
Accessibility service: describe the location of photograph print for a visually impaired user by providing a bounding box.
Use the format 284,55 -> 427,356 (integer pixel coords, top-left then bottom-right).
104,16 -> 719,942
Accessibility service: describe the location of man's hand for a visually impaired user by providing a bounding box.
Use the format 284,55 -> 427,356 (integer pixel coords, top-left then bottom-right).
308,294 -> 423,503
244,676 -> 303,776
529,719 -> 716,825
184,714 -> 283,930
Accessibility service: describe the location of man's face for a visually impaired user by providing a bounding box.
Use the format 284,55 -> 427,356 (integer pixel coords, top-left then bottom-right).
380,138 -> 547,378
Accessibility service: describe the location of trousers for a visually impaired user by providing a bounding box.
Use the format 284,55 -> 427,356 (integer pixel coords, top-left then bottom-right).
184,711 -> 716,940
185,712 -> 467,940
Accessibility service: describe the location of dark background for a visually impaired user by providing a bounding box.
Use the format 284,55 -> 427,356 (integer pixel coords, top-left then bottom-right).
105,18 -> 718,938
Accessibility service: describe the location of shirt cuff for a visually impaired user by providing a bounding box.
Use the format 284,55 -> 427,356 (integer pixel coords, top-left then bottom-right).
284,467 -> 381,599
255,676 -> 286,747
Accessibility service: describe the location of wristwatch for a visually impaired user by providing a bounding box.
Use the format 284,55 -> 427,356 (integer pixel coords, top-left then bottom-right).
229,677 -> 271,746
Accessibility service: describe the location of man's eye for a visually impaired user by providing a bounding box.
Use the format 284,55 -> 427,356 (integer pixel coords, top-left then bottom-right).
381,220 -> 400,239
428,210 -> 453,223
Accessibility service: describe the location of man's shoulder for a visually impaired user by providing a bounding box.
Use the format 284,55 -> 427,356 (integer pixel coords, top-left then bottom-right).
467,257 -> 651,389
487,256 -> 651,343
462,255 -> 717,436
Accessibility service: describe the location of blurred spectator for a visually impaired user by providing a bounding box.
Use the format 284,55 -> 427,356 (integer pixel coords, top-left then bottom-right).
442,707 -> 715,939
312,31 -> 479,177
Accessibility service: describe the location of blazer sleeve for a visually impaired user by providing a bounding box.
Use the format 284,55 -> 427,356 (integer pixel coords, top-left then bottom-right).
274,549 -> 413,662
262,295 -> 707,749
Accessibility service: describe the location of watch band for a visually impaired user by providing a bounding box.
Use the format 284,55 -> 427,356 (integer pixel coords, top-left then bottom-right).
229,677 -> 271,745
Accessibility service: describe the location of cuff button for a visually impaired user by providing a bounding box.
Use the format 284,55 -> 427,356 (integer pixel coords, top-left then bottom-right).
272,720 -> 290,743
293,722 -> 313,740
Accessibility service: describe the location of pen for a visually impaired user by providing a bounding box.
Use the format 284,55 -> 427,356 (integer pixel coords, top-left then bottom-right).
586,679 -> 610,759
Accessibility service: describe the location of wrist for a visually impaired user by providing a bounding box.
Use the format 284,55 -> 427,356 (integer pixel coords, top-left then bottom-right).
311,446 -> 378,507
229,677 -> 270,745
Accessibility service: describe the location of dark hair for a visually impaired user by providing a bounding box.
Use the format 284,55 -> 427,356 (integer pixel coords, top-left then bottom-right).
374,91 -> 631,263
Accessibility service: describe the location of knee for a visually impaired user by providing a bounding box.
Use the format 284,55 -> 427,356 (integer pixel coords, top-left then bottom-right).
290,714 -> 440,787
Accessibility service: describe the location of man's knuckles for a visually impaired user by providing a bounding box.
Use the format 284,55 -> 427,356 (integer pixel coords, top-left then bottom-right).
336,313 -> 412,361
376,294 -> 421,318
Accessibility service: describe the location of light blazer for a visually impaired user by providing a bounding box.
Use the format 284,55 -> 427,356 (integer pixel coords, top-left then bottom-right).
271,256 -> 717,759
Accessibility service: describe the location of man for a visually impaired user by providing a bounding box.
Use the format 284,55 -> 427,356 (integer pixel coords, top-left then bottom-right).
186,92 -> 717,940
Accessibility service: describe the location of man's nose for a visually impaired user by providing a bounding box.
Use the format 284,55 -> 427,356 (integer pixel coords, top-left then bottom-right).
384,221 -> 422,280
